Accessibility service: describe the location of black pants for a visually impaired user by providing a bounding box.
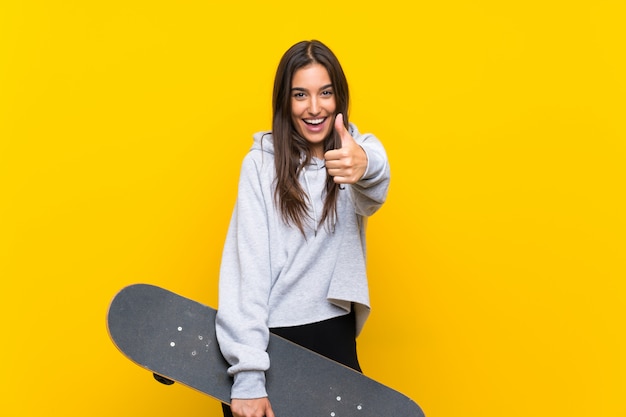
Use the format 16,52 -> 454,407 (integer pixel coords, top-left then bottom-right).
222,311 -> 361,417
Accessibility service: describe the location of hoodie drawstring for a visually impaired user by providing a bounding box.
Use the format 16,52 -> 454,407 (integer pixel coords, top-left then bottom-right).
302,166 -> 318,236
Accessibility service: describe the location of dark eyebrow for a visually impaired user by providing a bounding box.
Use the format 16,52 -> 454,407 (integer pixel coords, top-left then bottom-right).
290,84 -> 334,92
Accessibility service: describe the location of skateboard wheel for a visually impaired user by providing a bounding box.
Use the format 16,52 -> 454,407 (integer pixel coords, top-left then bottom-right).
153,373 -> 175,385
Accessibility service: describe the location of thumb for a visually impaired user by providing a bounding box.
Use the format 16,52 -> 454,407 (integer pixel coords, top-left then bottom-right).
334,113 -> 353,145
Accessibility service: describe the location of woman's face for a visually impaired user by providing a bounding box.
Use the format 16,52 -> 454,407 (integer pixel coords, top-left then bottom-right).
290,63 -> 336,158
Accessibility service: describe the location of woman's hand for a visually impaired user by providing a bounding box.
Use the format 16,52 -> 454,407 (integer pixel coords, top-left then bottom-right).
324,113 -> 368,184
231,397 -> 275,417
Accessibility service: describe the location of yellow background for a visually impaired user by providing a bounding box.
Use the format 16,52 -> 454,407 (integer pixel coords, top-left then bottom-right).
1,1 -> 624,416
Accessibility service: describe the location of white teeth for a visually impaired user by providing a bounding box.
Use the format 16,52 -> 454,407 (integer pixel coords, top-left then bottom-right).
304,118 -> 324,125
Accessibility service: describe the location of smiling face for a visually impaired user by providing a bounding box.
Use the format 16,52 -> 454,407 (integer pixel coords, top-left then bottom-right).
290,63 -> 336,158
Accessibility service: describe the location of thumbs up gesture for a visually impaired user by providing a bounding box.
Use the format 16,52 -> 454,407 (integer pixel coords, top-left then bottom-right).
324,113 -> 368,184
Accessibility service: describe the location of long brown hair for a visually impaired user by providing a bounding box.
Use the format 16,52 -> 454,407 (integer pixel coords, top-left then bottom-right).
272,40 -> 350,234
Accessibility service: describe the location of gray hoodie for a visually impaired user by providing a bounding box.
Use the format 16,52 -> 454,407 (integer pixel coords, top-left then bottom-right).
215,123 -> 390,399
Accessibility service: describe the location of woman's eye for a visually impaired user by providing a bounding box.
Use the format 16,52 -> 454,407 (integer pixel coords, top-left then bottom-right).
322,90 -> 333,96
293,92 -> 306,99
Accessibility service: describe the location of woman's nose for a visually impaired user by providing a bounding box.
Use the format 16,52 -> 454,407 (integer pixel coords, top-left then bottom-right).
308,97 -> 320,115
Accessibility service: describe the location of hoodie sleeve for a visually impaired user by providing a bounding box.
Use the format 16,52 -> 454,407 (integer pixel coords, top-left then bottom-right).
215,152 -> 272,400
351,130 -> 391,216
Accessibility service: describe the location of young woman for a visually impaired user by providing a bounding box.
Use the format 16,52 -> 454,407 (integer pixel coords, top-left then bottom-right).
216,40 -> 390,417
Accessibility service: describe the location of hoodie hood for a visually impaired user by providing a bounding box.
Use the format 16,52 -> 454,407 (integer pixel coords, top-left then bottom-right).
249,122 -> 365,231
252,131 -> 275,155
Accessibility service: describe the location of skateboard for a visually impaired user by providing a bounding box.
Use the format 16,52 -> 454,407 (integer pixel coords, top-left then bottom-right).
107,284 -> 425,417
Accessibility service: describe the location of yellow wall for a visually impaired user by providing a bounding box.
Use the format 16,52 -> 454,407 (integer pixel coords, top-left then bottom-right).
1,1 -> 624,416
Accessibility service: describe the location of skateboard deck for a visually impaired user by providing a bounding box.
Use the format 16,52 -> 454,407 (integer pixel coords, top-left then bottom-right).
107,284 -> 425,417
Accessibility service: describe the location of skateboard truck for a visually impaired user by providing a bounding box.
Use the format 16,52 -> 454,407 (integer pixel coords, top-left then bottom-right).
153,373 -> 175,385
